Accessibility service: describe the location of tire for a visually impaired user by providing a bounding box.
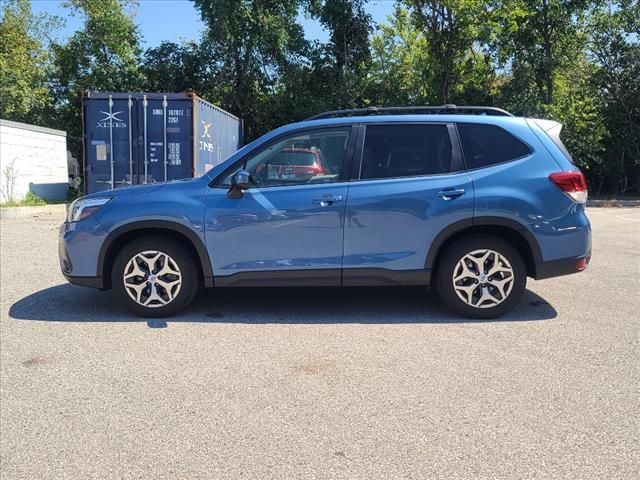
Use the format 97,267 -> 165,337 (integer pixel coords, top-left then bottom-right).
436,235 -> 526,319
111,236 -> 199,317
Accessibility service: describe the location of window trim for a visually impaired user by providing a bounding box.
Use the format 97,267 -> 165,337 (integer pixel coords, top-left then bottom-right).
351,122 -> 466,182
454,122 -> 533,172
209,124 -> 357,189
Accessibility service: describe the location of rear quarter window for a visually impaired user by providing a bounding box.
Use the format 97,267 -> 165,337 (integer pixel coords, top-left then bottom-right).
457,123 -> 531,169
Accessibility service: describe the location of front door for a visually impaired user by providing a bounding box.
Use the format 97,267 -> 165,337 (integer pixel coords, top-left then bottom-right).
205,126 -> 354,286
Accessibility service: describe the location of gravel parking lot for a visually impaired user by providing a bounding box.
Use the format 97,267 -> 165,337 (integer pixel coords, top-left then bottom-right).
1,207 -> 639,479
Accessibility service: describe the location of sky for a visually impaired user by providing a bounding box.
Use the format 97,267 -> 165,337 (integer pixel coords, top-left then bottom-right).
30,0 -> 396,48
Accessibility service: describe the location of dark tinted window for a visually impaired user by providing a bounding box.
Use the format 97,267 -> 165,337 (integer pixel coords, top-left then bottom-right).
360,124 -> 453,179
458,123 -> 531,169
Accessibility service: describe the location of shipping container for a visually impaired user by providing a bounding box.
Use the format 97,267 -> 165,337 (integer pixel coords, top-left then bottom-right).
82,92 -> 242,194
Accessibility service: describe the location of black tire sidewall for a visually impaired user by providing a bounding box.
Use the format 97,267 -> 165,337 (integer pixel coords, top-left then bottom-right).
111,236 -> 198,318
437,235 -> 527,319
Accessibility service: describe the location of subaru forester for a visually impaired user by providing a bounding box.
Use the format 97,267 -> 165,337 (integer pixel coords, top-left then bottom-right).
59,106 -> 591,319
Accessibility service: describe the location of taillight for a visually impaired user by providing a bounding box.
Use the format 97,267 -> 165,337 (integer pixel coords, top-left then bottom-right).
549,172 -> 588,203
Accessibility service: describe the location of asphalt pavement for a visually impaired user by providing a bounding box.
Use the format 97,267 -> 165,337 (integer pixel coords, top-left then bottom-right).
1,207 -> 639,479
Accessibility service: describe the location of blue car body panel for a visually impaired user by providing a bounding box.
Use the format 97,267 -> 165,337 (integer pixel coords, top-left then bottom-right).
205,182 -> 349,283
60,179 -> 210,279
59,113 -> 591,291
342,173 -> 474,279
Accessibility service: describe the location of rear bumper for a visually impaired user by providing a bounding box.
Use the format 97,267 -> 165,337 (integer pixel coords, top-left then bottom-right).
530,204 -> 592,280
534,251 -> 591,280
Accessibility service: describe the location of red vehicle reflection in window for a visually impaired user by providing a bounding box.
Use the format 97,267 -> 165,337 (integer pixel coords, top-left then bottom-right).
259,148 -> 327,181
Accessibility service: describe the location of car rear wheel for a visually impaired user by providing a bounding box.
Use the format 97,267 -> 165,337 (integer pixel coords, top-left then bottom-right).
112,236 -> 198,317
436,235 -> 526,319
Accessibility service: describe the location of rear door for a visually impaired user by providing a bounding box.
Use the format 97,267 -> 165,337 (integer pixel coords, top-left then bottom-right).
343,122 -> 474,285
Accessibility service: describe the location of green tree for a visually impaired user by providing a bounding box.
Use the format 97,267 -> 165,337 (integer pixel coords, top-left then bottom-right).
368,7 -> 430,105
192,0 -> 307,139
492,0 -> 591,110
403,0 -> 493,104
368,4 -> 498,106
307,0 -> 373,111
308,0 -> 372,72
544,59 -> 607,183
141,41 -> 208,93
588,0 -> 640,194
0,0 -> 56,123
51,0 -> 143,156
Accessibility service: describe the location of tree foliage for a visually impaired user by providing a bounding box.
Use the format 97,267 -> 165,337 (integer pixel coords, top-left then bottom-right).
308,0 -> 372,72
51,0 -> 143,155
191,0 -> 306,138
1,0 -> 638,194
403,0 -> 493,104
587,0 -> 640,193
0,0 -> 55,123
141,41 -> 208,93
491,0 -> 592,108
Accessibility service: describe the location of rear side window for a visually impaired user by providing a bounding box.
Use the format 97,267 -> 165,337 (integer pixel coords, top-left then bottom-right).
457,124 -> 531,169
360,124 -> 453,180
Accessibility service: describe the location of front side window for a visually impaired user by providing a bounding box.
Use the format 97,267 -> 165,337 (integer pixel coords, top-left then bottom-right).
458,123 -> 531,169
218,128 -> 350,187
359,124 -> 453,180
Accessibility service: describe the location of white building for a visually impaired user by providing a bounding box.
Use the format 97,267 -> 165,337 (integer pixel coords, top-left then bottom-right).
0,119 -> 69,202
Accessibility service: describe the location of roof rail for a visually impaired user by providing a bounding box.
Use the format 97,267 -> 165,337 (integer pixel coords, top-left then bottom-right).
305,105 -> 514,120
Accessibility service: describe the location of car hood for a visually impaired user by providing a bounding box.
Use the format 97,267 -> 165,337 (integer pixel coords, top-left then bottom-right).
84,178 -> 202,199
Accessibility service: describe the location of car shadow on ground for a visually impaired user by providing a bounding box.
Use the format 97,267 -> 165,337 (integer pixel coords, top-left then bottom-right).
9,284 -> 557,327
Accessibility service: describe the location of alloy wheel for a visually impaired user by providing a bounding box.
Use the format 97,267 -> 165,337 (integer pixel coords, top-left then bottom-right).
123,250 -> 182,308
451,249 -> 514,309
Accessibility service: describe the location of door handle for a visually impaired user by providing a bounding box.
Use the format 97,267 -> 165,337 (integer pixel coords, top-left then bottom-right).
313,195 -> 343,206
435,189 -> 465,200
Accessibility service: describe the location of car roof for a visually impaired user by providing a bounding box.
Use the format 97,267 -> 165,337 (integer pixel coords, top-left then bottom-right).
288,114 -> 528,130
248,115 -> 530,150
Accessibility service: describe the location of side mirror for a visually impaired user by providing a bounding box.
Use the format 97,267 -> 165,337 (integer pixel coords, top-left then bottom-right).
228,170 -> 251,199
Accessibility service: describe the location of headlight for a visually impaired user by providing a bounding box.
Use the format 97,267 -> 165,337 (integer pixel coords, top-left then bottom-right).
67,197 -> 112,222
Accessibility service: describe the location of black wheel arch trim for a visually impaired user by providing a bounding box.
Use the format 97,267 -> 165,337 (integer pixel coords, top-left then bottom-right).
97,220 -> 214,288
424,216 -> 544,275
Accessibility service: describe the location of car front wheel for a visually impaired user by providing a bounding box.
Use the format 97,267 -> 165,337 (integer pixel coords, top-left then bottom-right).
112,236 -> 198,317
437,235 -> 526,319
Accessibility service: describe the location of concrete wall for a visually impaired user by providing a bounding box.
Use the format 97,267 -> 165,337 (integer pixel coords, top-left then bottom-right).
0,119 -> 69,202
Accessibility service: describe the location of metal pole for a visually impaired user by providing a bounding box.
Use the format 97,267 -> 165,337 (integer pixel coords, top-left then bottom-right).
163,95 -> 168,182
81,92 -> 88,195
108,95 -> 114,190
128,95 -> 133,185
143,95 -> 148,184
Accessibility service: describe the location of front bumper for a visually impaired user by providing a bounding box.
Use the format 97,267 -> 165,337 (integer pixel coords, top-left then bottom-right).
62,273 -> 106,289
58,219 -> 108,289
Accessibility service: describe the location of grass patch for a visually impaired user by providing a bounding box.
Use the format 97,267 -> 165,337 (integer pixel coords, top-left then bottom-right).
1,192 -> 50,207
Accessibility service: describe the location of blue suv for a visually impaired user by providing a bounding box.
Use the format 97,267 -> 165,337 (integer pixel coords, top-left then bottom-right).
59,106 -> 591,319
